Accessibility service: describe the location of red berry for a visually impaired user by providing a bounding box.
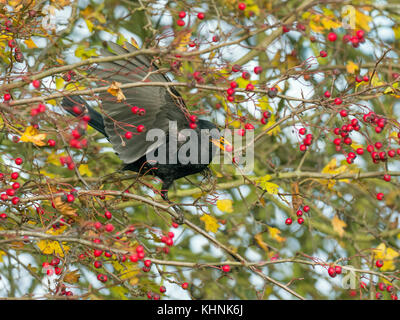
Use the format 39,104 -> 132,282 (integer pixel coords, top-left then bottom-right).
299,128 -> 306,135
339,109 -> 348,117
356,30 -> 365,39
32,80 -> 41,89
144,259 -> 152,267
178,11 -> 186,19
238,2 -> 246,10
11,197 -> 19,205
303,205 -> 310,213
197,12 -> 205,20
246,83 -> 254,91
105,223 -> 114,232
376,259 -> 384,268
320,50 -> 327,58
3,93 -> 11,101
334,98 -> 342,105
356,148 -> 364,155
245,123 -> 254,130
296,210 -> 303,217
94,261 -> 102,268
94,249 -> 103,257
177,19 -> 185,27
11,172 -> 19,180
376,193 -> 384,201
328,267 -> 336,277
67,194 -> 75,202
327,32 -> 337,42
285,218 -> 292,225
324,91 -> 331,98
297,217 -> 304,224
104,211 -> 112,219
129,253 -> 138,262
182,282 -> 189,289
335,266 -> 342,274
47,139 -> 56,147
253,66 -> 263,74
363,75 -> 369,82
125,131 -> 133,139
383,174 -> 391,182
12,182 -> 20,190
222,265 -> 230,272
137,125 -> 145,133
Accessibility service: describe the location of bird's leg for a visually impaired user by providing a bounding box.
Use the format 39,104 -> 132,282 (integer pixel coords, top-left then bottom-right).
161,182 -> 185,224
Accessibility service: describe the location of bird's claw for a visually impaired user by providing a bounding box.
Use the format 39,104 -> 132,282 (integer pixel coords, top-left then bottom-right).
172,205 -> 185,224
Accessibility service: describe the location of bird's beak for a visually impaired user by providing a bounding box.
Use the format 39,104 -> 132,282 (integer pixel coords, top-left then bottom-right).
211,137 -> 231,151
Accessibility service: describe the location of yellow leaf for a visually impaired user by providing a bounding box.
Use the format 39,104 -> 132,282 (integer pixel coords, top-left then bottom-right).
320,158 -> 355,189
55,77 -> 65,90
200,214 -> 220,233
255,233 -> 269,252
355,10 -> 372,31
64,270 -> 80,284
107,81 -> 126,102
346,61 -> 359,74
373,243 -> 399,271
331,215 -> 347,237
0,250 -> 6,263
112,261 -> 139,286
350,142 -> 363,150
256,175 -> 279,194
20,126 -> 47,146
85,19 -> 93,32
216,199 -> 233,213
268,226 -> 286,243
37,239 -> 69,257
262,113 -> 281,136
79,164 -> 93,177
394,25 -> 400,40
24,38 -> 37,49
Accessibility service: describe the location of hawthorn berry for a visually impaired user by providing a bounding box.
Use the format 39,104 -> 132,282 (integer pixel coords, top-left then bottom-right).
177,19 -> 185,26
182,282 -> 189,289
376,259 -> 384,268
327,32 -> 337,42
238,2 -> 246,10
328,267 -> 336,278
320,50 -> 327,58
222,265 -> 230,272
297,217 -> 304,224
285,218 -> 293,225
32,80 -> 41,89
197,12 -> 205,20
125,131 -> 133,139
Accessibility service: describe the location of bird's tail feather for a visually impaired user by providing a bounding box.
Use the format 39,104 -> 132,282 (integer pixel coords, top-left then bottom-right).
61,96 -> 107,137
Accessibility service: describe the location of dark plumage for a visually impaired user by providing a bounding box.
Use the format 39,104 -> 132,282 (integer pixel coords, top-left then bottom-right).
62,41 -> 220,217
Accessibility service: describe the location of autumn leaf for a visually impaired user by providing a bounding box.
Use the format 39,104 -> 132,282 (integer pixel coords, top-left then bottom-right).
24,38 -> 37,49
20,126 -> 47,146
107,81 -> 126,102
331,215 -> 347,237
200,214 -> 220,233
355,10 -> 372,31
320,158 -> 355,189
79,164 -> 93,177
64,270 -> 80,284
256,175 -> 279,194
268,226 -> 286,243
52,195 -> 78,219
113,261 -> 139,285
346,61 -> 359,74
255,233 -> 269,252
216,199 -> 233,213
373,243 -> 399,271
0,250 -> 6,263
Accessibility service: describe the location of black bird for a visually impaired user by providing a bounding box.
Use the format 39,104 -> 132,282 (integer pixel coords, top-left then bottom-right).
62,41 -> 221,220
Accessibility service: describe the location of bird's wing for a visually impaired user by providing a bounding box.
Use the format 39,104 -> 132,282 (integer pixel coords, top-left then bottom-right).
93,41 -> 190,164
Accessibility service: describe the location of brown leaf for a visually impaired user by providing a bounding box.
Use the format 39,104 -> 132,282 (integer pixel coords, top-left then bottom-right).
107,81 -> 126,102
64,270 -> 80,284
